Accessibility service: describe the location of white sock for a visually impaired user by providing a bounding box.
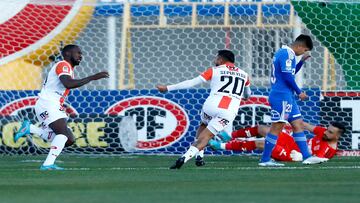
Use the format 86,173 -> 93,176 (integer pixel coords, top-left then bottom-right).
43,134 -> 68,166
182,146 -> 199,163
30,124 -> 53,141
30,124 -> 43,134
196,150 -> 204,158
220,143 -> 226,150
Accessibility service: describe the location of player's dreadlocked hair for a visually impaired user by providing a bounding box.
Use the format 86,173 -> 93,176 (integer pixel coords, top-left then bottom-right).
331,122 -> 346,135
61,44 -> 78,57
218,50 -> 235,63
295,34 -> 313,50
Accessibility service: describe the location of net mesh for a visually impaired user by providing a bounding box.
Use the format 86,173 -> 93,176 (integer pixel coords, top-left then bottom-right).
0,0 -> 359,155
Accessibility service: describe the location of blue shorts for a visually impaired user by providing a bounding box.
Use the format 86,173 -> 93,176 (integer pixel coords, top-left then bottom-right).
269,92 -> 302,123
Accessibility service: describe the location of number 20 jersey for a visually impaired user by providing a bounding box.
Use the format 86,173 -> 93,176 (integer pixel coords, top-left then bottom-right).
200,62 -> 250,116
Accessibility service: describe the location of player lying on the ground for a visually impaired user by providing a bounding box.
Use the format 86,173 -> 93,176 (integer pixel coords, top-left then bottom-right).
157,50 -> 251,169
14,44 -> 109,170
209,122 -> 346,162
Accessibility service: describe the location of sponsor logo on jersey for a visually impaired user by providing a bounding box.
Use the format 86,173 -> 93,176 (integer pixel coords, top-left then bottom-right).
218,118 -> 230,127
39,111 -> 49,120
105,96 -> 189,150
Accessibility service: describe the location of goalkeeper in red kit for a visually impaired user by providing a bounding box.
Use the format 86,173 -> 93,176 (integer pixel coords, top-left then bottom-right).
209,121 -> 345,162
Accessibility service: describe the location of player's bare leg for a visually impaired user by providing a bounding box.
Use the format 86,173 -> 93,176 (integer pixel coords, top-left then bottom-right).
258,125 -> 271,137
40,118 -> 75,170
194,123 -> 207,167
170,127 -> 214,169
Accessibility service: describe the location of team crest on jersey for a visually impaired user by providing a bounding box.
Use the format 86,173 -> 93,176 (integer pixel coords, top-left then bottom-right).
286,59 -> 292,69
105,96 -> 189,150
63,66 -> 69,73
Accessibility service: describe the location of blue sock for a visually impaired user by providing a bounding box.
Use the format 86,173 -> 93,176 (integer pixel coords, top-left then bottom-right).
293,132 -> 311,159
260,133 -> 278,163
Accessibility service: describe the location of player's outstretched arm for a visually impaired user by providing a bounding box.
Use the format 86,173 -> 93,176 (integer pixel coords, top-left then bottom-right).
60,71 -> 109,89
303,122 -> 316,132
156,76 -> 204,93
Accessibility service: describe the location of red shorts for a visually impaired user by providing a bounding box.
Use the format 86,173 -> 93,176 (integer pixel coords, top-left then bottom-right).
271,132 -> 300,161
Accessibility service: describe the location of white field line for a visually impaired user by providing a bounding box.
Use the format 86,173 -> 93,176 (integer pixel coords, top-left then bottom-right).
5,165 -> 360,171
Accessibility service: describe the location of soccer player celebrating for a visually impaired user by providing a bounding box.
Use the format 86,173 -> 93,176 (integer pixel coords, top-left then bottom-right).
15,45 -> 109,170
209,122 -> 345,162
157,50 -> 251,169
260,34 -> 328,166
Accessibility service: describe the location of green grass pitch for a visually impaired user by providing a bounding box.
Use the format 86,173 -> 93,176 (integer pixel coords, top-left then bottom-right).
0,155 -> 359,203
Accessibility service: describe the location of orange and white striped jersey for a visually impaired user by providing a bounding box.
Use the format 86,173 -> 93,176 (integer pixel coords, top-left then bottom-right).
38,60 -> 74,106
200,62 -> 250,113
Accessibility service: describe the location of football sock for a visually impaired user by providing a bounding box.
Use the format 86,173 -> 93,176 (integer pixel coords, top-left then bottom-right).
182,146 -> 199,163
232,126 -> 258,138
30,124 -> 54,141
218,131 -> 232,142
260,133 -> 278,162
225,140 -> 256,151
293,132 -> 311,159
43,134 -> 68,166
30,124 -> 42,134
196,149 -> 204,158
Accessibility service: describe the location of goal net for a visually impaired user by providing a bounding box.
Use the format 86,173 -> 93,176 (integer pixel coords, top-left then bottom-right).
0,0 -> 359,156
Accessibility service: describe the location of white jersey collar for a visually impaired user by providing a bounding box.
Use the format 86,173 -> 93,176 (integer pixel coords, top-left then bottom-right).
282,45 -> 295,56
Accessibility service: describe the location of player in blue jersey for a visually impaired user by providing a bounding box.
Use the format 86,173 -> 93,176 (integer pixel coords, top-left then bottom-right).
259,34 -> 328,166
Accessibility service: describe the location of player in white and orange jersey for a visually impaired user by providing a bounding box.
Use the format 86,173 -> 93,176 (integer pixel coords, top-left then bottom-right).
156,50 -> 251,169
15,44 -> 109,170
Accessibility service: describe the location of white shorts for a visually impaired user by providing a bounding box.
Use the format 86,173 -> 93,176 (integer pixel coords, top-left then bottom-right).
200,97 -> 237,135
34,99 -> 68,128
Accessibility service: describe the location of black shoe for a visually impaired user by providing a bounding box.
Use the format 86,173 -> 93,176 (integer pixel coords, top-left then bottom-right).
195,156 -> 205,167
169,157 -> 185,169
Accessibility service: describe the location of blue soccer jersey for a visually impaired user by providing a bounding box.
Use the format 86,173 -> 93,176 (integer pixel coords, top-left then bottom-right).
270,45 -> 301,95
269,45 -> 303,122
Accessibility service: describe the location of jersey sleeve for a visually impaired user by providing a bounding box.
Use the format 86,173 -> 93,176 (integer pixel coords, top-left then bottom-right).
278,50 -> 301,95
324,147 -> 337,159
295,60 -> 304,74
313,126 -> 327,136
55,62 -> 72,77
314,143 -> 337,159
278,51 -> 293,73
245,75 -> 250,87
167,76 -> 204,91
200,67 -> 213,81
